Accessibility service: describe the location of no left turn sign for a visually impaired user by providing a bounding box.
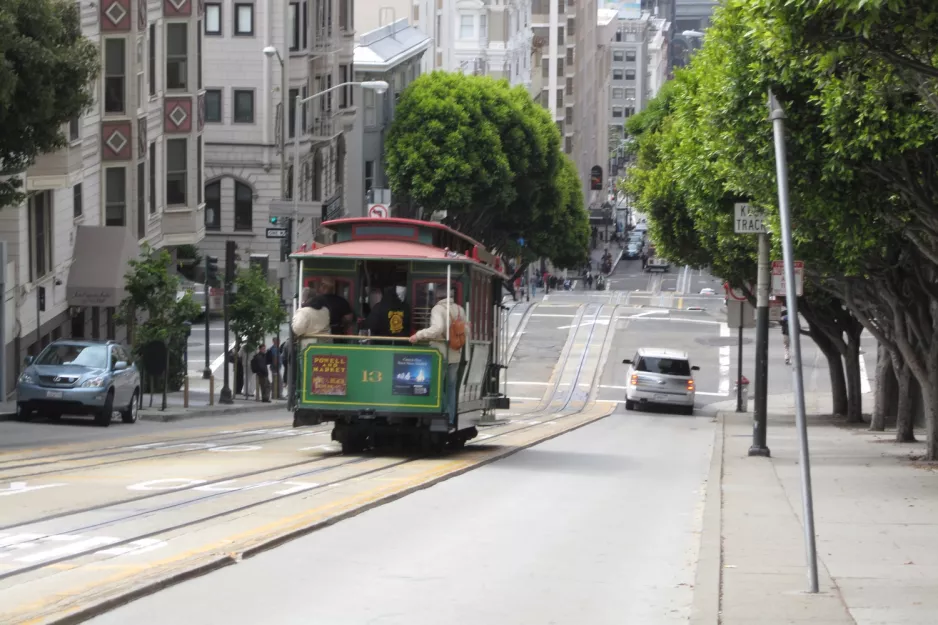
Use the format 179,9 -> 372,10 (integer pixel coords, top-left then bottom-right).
368,204 -> 388,218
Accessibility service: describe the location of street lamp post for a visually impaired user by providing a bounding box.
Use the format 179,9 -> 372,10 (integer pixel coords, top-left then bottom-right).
262,45 -> 289,202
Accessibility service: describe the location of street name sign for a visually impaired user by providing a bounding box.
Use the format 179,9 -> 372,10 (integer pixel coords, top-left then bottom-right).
266,227 -> 288,239
734,203 -> 767,234
771,260 -> 804,297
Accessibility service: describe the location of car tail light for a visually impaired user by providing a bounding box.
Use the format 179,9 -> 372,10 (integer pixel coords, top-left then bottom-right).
630,374 -> 638,386
686,379 -> 695,392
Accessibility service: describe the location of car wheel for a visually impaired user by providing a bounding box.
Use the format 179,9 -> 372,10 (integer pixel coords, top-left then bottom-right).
625,399 -> 635,411
121,389 -> 139,424
95,391 -> 114,427
15,402 -> 32,421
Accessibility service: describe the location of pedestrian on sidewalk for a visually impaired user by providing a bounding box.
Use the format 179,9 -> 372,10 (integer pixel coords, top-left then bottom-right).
280,339 -> 291,391
252,344 -> 271,402
586,272 -> 594,290
780,309 -> 791,364
266,337 -> 280,393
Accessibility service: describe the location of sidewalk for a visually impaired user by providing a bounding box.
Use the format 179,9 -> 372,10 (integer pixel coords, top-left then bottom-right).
695,392 -> 938,624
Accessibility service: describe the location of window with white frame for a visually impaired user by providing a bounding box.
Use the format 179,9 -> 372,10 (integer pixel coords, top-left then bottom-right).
205,3 -> 221,35
105,168 -> 126,227
29,191 -> 53,281
166,23 -> 188,90
480,14 -> 487,40
625,87 -> 636,99
613,50 -> 624,62
204,180 -> 220,230
626,50 -> 636,62
233,89 -> 255,123
612,106 -> 623,118
364,160 -> 374,195
612,88 -> 624,99
165,138 -> 187,205
363,88 -> 376,126
205,89 -> 222,122
73,183 -> 83,218
69,116 -> 81,143
137,161 -> 146,239
625,68 -> 636,80
459,15 -> 474,39
291,2 -> 308,50
235,3 -> 254,35
136,36 -> 145,111
613,69 -> 623,80
104,39 -> 126,114
148,142 -> 157,213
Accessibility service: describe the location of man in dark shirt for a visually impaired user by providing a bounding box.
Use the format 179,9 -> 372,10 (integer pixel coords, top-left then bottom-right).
316,277 -> 354,337
364,286 -> 408,344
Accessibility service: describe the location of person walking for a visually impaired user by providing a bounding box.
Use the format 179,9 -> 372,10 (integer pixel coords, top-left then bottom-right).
409,289 -> 468,427
251,344 -> 271,402
780,309 -> 791,364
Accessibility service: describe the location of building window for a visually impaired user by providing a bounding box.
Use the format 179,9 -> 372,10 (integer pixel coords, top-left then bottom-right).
542,57 -> 549,79
137,161 -> 146,239
564,136 -> 572,154
566,46 -> 574,66
136,37 -> 145,110
613,69 -> 623,80
197,136 -> 203,204
459,15 -> 474,39
205,181 -> 220,230
301,84 -> 308,132
625,87 -> 636,99
567,17 -> 575,36
29,192 -> 53,281
612,106 -> 623,118
556,89 -> 563,108
105,168 -> 126,227
235,3 -> 254,35
233,89 -> 254,123
148,142 -> 156,213
363,88 -> 376,126
340,65 -> 348,108
166,138 -> 187,205
625,106 -> 635,118
197,23 -> 202,89
234,181 -> 253,231
339,0 -> 349,30
104,39 -> 126,114
69,116 -> 81,143
364,160 -> 374,196
480,14 -> 487,40
626,69 -> 636,80
557,25 -> 563,46
626,50 -> 636,62
73,183 -> 83,218
288,88 -> 299,138
148,24 -> 156,96
166,23 -> 188,90
205,89 -> 222,122
290,2 -> 299,50
613,50 -> 624,62
205,3 -> 222,35
612,88 -> 624,99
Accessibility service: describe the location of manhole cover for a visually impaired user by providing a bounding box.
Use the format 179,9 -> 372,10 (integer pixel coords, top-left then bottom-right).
696,336 -> 753,347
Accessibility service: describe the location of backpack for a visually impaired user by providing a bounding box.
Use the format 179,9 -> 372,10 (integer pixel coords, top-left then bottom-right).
448,308 -> 467,351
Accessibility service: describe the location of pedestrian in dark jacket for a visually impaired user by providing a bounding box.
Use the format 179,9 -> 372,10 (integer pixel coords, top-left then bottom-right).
364,286 -> 408,345
780,310 -> 791,364
251,344 -> 271,402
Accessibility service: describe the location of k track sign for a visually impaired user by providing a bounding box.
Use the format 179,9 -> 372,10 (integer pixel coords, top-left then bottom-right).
734,203 -> 767,234
590,166 -> 603,191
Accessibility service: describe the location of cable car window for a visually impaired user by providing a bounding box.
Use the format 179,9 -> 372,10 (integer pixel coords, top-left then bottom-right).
411,280 -> 463,332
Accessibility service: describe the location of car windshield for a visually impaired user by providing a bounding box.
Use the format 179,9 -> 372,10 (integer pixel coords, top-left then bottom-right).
637,356 -> 691,376
35,344 -> 109,369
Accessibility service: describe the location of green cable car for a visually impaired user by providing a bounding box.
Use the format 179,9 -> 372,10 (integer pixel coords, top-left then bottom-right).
288,217 -> 512,454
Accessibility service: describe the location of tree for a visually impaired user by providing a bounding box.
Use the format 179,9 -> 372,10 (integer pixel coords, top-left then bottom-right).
0,0 -> 99,207
118,246 -> 201,399
229,266 -> 285,351
385,71 -> 589,270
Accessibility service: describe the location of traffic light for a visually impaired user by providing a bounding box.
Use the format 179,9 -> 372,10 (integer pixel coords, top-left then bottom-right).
225,240 -> 237,284
206,255 -> 220,287
270,216 -> 280,224
280,217 -> 293,262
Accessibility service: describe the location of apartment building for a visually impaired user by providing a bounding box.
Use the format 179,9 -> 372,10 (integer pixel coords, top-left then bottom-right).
346,18 -> 431,217
200,0 -> 355,289
1,0 -> 206,394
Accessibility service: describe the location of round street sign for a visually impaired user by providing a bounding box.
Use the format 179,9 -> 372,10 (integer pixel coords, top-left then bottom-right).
724,282 -> 748,301
368,204 -> 388,218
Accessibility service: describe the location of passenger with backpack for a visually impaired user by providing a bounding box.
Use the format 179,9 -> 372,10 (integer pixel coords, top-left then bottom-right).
409,288 -> 468,427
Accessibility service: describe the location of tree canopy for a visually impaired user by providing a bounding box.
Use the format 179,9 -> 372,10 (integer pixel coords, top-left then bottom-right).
385,71 -> 589,269
0,0 -> 99,207
229,266 -> 285,351
624,0 -> 938,457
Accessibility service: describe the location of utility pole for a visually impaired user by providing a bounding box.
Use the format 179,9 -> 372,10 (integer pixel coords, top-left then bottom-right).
202,255 -> 218,379
750,232 -> 771,456
219,240 -> 236,404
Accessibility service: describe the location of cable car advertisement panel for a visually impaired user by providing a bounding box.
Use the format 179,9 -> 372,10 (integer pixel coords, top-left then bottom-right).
299,344 -> 443,411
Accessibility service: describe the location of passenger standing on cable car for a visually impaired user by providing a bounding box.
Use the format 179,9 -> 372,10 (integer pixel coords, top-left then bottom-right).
409,289 -> 467,427
365,286 -> 408,345
316,277 -> 354,340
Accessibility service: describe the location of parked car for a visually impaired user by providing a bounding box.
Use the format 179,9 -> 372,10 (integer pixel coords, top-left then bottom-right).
177,278 -> 207,314
623,348 -> 699,415
16,340 -> 141,426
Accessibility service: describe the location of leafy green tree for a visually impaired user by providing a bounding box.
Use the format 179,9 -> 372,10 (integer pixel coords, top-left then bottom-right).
118,246 -> 201,397
0,0 -> 99,207
385,71 -> 589,271
229,266 -> 285,351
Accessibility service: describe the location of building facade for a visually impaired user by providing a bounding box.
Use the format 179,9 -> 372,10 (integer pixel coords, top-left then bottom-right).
200,0 -> 355,293
346,19 -> 431,217
2,0 -> 206,395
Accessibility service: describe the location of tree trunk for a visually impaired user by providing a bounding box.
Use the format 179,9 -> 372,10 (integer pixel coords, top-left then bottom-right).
924,362 -> 938,461
842,340 -> 864,424
870,342 -> 894,431
893,355 -> 916,443
805,317 -> 848,416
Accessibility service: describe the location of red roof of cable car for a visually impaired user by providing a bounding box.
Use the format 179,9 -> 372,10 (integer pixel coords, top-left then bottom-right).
299,239 -> 456,260
320,217 -> 487,249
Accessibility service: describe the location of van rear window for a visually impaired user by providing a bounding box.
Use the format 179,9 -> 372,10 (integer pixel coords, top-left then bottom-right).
637,357 -> 691,376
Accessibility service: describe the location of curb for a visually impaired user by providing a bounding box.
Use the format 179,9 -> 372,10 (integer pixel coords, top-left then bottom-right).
690,411 -> 724,625
139,400 -> 287,422
38,403 -> 616,625
610,248 -> 625,274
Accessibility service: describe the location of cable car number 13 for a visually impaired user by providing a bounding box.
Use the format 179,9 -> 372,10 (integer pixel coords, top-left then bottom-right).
361,370 -> 383,383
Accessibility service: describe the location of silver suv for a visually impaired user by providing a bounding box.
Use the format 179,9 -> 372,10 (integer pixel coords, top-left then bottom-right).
16,340 -> 141,426
623,348 -> 699,415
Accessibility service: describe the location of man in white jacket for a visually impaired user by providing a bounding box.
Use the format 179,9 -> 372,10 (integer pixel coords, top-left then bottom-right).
409,290 -> 466,426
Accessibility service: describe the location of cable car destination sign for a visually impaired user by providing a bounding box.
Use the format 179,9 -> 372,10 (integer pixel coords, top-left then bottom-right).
734,202 -> 768,234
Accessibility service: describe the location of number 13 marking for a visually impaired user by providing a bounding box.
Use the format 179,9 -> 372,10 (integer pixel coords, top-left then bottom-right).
361,370 -> 383,383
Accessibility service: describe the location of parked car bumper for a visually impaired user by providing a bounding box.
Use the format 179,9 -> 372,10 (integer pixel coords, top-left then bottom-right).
17,384 -> 112,414
626,387 -> 695,407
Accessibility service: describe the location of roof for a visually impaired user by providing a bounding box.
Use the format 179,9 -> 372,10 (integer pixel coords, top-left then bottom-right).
354,19 -> 431,72
320,217 -> 487,249
637,348 -> 690,360
598,8 -> 618,26
296,239 -> 459,261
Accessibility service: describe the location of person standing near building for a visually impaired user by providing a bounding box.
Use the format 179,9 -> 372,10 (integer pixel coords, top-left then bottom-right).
251,344 -> 271,402
409,289 -> 467,427
780,309 -> 791,364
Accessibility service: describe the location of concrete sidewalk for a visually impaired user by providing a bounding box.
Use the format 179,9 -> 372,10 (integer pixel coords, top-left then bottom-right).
694,392 -> 938,624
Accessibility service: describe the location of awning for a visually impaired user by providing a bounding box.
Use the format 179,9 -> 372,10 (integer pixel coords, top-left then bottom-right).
66,226 -> 140,308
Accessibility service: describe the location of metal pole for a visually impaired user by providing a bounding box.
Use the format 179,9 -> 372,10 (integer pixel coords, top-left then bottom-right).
736,317 -> 744,412
202,256 -> 211,379
769,88 -> 819,593
0,241 -> 7,401
290,93 -> 302,311
750,232 -> 771,455
279,8 -> 289,201
219,278 -> 233,404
